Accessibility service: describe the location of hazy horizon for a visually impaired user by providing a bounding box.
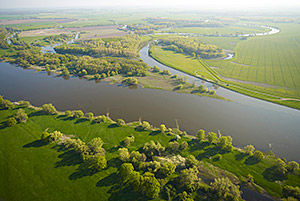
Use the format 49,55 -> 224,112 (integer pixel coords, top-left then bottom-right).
1,0 -> 300,11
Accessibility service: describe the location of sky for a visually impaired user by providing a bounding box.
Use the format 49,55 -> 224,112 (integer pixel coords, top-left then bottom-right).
1,0 -> 300,10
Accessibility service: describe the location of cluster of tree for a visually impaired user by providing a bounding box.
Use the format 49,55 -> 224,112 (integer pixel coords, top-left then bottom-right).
196,129 -> 233,152
41,131 -> 107,171
126,24 -> 167,35
197,85 -> 216,95
155,36 -> 225,59
55,35 -> 141,58
283,185 -> 300,200
31,33 -> 76,46
10,48 -> 149,77
146,18 -> 225,28
122,77 -> 138,86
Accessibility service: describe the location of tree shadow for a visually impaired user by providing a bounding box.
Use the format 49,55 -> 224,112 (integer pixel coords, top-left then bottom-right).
262,167 -> 287,182
0,121 -> 7,129
55,150 -> 83,168
134,125 -> 146,132
96,172 -> 119,187
108,123 -> 119,128
149,130 -> 160,136
196,146 -> 221,160
108,185 -> 148,201
108,145 -> 121,153
244,156 -> 260,165
69,162 -> 98,180
188,140 -> 209,152
235,152 -> 248,161
74,118 -> 88,124
107,157 -> 123,170
28,110 -> 46,117
23,140 -> 48,148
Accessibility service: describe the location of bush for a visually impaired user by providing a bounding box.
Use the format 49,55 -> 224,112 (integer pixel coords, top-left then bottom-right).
41,131 -> 50,142
123,135 -> 135,147
92,154 -> 107,171
122,77 -> 138,85
14,109 -> 28,123
48,131 -> 63,143
73,110 -> 84,118
153,66 -> 161,73
42,103 -> 57,114
6,117 -> 17,127
117,119 -> 125,126
253,151 -> 264,161
141,121 -> 151,130
243,145 -> 255,155
161,69 -> 171,75
65,110 -> 72,116
85,112 -> 94,120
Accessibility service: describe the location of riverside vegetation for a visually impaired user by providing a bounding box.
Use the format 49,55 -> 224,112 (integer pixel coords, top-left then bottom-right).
0,96 -> 300,201
0,28 -> 223,99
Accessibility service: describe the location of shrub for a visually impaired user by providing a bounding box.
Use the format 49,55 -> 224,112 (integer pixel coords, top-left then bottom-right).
253,151 -> 264,161
153,66 -> 161,73
92,154 -> 107,171
6,117 -> 17,127
65,110 -> 72,116
85,112 -> 94,120
73,110 -> 84,118
48,131 -> 63,143
161,69 -> 171,75
42,103 -> 57,114
14,109 -> 28,123
141,121 -> 151,130
117,119 -> 125,126
243,145 -> 255,155
122,77 -> 138,85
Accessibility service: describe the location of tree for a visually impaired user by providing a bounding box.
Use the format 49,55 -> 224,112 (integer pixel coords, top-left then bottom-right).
153,66 -> 161,73
61,67 -> 70,75
41,131 -> 50,142
207,132 -> 217,144
169,141 -> 180,153
14,109 -> 28,123
157,162 -> 176,178
6,117 -> 17,127
185,155 -> 198,168
274,158 -> 287,176
122,77 -> 138,85
120,163 -> 134,181
161,69 -> 171,75
42,103 -> 57,114
159,124 -> 167,133
73,110 -> 84,118
287,161 -> 299,174
123,135 -> 134,147
0,99 -> 15,109
85,112 -> 94,120
197,129 -> 205,141
117,119 -> 125,126
65,110 -> 72,117
141,121 -> 151,130
179,167 -> 201,192
210,177 -> 241,201
119,148 -> 130,162
141,172 -> 161,198
92,154 -> 107,171
253,151 -> 264,161
48,131 -> 63,143
243,145 -> 255,155
88,137 -> 104,153
217,136 -> 233,151
180,141 -> 189,151
282,185 -> 300,200
143,140 -> 165,156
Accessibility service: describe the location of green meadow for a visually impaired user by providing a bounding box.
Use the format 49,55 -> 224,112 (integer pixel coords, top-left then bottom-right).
1,104 -> 300,200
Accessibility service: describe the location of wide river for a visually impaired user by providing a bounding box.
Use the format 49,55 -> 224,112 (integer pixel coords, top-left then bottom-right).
0,44 -> 299,163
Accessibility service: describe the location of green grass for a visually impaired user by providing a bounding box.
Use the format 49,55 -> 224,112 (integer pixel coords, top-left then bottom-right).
20,36 -> 49,44
1,105 -> 300,200
167,24 -> 269,36
205,23 -> 300,100
150,46 -> 216,80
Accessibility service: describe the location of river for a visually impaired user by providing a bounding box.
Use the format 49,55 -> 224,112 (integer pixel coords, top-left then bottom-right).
1,26 -> 299,164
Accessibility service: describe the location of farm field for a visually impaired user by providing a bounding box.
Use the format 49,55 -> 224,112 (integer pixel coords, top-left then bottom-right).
19,25 -> 127,40
167,24 -> 270,36
205,23 -> 300,99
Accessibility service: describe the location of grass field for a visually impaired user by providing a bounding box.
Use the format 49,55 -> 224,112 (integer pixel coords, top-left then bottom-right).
206,23 -> 300,99
149,46 -> 216,80
1,104 -> 300,200
168,24 -> 270,36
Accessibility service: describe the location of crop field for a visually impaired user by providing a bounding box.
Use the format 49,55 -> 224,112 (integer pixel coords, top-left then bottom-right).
168,24 -> 270,36
0,18 -> 77,25
206,23 -> 300,99
19,26 -> 127,40
197,36 -> 242,50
